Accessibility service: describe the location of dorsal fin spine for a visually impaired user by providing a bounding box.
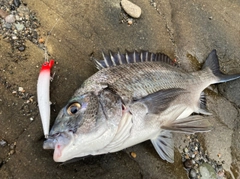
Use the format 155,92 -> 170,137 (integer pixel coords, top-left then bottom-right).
126,51 -> 130,63
117,51 -> 122,65
102,52 -> 109,67
94,50 -> 175,69
109,51 -> 116,66
140,52 -> 143,62
145,51 -> 149,61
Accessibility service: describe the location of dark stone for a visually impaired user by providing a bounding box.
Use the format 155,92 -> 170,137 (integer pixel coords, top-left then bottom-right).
189,168 -> 197,178
0,158 -> 3,168
13,0 -> 21,8
10,5 -> 15,10
32,30 -> 38,39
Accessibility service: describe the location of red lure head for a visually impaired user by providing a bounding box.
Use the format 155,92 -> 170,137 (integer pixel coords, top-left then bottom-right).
40,59 -> 54,71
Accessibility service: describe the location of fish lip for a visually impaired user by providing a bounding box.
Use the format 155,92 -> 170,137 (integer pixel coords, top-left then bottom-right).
43,131 -> 73,150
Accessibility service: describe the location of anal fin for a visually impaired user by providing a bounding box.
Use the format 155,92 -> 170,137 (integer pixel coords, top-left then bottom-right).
198,92 -> 211,115
151,130 -> 174,163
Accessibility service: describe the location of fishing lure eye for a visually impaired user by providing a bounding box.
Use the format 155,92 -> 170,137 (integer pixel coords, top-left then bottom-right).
67,103 -> 81,115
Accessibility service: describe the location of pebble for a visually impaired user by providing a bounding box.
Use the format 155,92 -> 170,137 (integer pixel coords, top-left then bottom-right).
15,22 -> 25,31
9,143 -> 16,150
0,139 -> 7,147
130,152 -> 137,158
18,45 -> 25,52
199,163 -> 216,179
9,150 -> 15,155
5,14 -> 15,23
127,18 -> 133,25
189,168 -> 197,178
12,35 -> 18,40
183,159 -> 193,168
0,9 -> 8,18
0,2 -> 41,51
18,87 -> 24,92
17,4 -> 30,15
0,158 -> 3,168
181,134 -> 225,179
121,0 -> 142,18
13,0 -> 21,8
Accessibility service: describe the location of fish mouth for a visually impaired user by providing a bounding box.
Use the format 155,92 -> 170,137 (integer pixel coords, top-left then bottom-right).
43,131 -> 73,162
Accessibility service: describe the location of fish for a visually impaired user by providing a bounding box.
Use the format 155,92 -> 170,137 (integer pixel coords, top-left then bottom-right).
43,49 -> 240,163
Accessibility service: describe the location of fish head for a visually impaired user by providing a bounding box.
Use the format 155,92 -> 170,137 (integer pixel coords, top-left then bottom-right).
43,90 -> 123,162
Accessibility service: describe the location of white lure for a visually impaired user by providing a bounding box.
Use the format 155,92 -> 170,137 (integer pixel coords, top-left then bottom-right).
37,60 -> 54,138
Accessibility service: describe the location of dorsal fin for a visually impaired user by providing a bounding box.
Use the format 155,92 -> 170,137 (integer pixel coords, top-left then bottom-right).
92,50 -> 177,70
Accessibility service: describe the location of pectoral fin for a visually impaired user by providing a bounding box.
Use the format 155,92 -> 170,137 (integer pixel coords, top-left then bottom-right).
138,88 -> 188,114
151,130 -> 174,163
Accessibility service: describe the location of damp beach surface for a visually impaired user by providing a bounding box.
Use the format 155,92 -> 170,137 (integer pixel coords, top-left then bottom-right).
0,0 -> 240,178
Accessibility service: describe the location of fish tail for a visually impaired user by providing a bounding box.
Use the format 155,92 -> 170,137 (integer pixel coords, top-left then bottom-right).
203,50 -> 240,83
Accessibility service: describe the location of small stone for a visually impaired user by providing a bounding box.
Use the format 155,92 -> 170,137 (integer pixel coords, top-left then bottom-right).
18,45 -> 26,52
183,159 -> 193,168
199,163 -> 216,179
189,168 -> 197,178
121,0 -> 141,18
127,18 -> 133,25
15,22 -> 25,31
32,30 -> 38,39
17,4 -> 30,15
5,14 -> 15,23
38,38 -> 45,43
9,150 -> 15,155
13,0 -> 21,8
18,87 -> 24,92
0,139 -> 7,147
0,9 -> 8,19
12,35 -> 18,40
9,143 -> 15,150
25,14 -> 29,20
10,5 -> 15,11
152,2 -> 156,8
184,147 -> 189,153
0,158 -> 3,167
3,22 -> 12,29
130,152 -> 137,158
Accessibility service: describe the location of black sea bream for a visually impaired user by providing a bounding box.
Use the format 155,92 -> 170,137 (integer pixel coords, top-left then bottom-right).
43,50 -> 240,163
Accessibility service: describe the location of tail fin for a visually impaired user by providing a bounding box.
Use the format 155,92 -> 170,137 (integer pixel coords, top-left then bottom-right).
203,50 -> 240,83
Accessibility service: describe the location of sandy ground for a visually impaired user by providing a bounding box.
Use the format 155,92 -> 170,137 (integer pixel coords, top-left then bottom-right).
0,0 -> 240,178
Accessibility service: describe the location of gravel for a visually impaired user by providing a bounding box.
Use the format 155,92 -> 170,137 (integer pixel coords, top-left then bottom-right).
0,0 -> 41,52
181,134 -> 226,179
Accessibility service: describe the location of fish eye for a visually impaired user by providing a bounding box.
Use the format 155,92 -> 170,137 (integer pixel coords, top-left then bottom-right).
67,103 -> 81,115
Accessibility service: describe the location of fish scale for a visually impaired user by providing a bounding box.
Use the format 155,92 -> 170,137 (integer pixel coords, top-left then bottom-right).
76,61 -> 201,102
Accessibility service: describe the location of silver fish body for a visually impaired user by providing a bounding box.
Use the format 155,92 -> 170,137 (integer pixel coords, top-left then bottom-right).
44,50 -> 240,163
